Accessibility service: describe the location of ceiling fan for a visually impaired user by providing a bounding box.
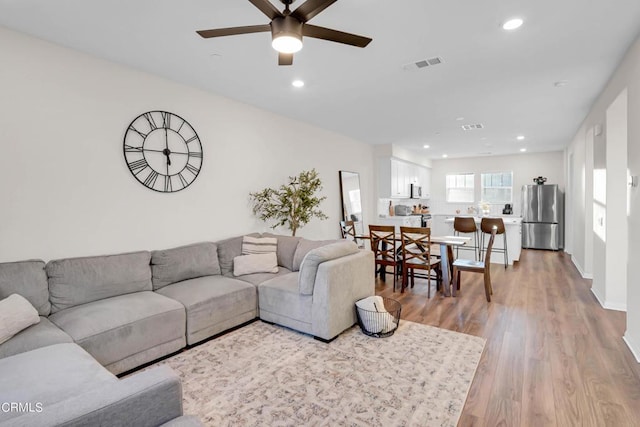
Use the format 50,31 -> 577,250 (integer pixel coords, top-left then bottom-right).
197,0 -> 372,66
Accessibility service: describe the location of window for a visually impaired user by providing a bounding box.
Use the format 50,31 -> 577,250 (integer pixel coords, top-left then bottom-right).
446,173 -> 475,203
481,172 -> 513,204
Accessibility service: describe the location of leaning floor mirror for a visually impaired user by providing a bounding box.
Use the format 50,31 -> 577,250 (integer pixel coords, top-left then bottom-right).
339,171 -> 364,236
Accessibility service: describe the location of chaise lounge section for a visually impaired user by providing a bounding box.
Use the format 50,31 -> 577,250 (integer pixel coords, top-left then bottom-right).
0,234 -> 374,426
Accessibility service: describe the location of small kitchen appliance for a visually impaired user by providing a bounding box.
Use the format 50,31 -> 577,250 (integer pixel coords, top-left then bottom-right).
410,184 -> 422,199
394,205 -> 412,216
502,204 -> 513,214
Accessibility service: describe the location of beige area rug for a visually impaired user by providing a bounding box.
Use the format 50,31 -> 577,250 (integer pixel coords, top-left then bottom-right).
147,320 -> 485,427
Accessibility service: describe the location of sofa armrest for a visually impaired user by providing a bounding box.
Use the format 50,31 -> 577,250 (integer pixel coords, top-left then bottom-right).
2,366 -> 184,427
311,250 -> 374,340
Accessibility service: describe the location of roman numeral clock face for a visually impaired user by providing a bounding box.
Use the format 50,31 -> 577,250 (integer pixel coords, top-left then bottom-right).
123,111 -> 203,192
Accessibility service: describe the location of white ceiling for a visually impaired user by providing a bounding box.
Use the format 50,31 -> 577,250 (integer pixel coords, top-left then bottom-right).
1,0 -> 640,159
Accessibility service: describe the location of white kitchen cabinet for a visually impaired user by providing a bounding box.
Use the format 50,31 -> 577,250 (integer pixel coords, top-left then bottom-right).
418,167 -> 431,198
430,214 -> 449,236
378,157 -> 430,199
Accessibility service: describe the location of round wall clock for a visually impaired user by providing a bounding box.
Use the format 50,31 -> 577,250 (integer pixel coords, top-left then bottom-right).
123,111 -> 203,193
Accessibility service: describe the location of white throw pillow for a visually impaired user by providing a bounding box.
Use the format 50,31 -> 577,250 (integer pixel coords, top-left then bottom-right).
233,253 -> 279,276
0,294 -> 40,345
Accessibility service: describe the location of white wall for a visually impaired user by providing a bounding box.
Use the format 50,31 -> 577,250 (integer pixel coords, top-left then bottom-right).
429,151 -> 565,215
603,89 -> 628,311
0,27 -> 375,262
566,33 -> 640,361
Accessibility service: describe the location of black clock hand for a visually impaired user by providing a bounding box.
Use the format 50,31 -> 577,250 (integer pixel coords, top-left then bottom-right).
142,148 -> 188,155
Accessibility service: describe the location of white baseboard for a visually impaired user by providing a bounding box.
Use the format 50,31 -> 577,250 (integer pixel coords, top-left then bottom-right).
571,255 -> 592,279
603,301 -> 627,312
590,287 -> 605,307
590,288 -> 627,312
623,335 -> 640,363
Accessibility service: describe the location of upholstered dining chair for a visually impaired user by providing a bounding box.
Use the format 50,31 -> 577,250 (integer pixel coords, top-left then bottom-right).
399,226 -> 442,297
369,225 -> 401,289
480,217 -> 508,268
340,220 -> 365,249
453,216 -> 480,261
452,226 -> 497,302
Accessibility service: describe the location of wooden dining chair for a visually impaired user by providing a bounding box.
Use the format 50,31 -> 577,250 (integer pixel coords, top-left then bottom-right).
452,226 -> 497,302
480,217 -> 508,268
399,226 -> 442,297
453,216 -> 480,261
369,225 -> 401,289
340,220 -> 365,249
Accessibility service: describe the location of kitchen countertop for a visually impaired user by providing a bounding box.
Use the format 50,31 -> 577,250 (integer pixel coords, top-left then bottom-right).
443,216 -> 522,225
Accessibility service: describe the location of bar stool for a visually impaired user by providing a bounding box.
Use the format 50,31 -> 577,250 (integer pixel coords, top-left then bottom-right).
480,217 -> 508,268
453,217 -> 481,261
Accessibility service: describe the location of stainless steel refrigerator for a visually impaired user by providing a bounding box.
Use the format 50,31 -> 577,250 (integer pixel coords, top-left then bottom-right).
522,184 -> 564,250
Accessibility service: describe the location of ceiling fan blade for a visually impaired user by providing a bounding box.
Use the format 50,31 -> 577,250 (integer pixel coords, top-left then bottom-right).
278,52 -> 294,66
291,0 -> 337,23
248,0 -> 283,20
303,24 -> 372,48
196,24 -> 271,38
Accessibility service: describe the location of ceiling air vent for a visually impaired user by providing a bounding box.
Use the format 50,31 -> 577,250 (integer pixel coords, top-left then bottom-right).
461,124 -> 484,131
402,57 -> 444,71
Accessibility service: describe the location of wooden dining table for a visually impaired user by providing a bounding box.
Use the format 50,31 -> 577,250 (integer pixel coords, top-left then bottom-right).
358,234 -> 471,297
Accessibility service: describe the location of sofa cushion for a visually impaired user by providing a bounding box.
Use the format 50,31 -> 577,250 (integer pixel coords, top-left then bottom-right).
262,233 -> 302,271
216,233 -> 260,276
156,276 -> 257,345
0,317 -> 73,360
241,236 -> 277,255
151,242 -> 221,290
258,273 -> 311,324
292,239 -> 338,271
0,294 -> 40,345
0,343 -> 116,423
48,292 -> 185,370
233,267 -> 293,286
47,251 -> 152,313
233,253 -> 278,276
0,259 -> 51,316
298,241 -> 359,295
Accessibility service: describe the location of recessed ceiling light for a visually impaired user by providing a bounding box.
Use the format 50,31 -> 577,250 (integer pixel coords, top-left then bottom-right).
502,18 -> 524,30
456,117 -> 464,121
554,80 -> 569,87
442,154 -> 448,158
291,80 -> 305,88
423,144 -> 430,149
520,148 -> 527,152
517,135 -> 525,140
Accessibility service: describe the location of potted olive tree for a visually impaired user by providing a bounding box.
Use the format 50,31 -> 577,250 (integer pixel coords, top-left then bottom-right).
250,169 -> 328,236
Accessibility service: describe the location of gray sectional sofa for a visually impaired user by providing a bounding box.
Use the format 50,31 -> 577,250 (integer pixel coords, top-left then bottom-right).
0,233 -> 374,426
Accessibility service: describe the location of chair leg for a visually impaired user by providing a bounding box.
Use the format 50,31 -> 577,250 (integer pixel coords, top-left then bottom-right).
410,268 -> 415,288
400,265 -> 406,293
484,269 -> 492,302
503,233 -> 508,269
452,267 -> 458,294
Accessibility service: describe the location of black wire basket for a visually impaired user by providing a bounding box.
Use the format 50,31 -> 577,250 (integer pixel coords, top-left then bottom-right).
355,297 -> 401,338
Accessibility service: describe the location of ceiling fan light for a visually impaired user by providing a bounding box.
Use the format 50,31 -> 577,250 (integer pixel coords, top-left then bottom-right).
272,35 -> 302,53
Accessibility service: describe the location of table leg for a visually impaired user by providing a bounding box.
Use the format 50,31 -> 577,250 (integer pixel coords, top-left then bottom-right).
439,242 -> 451,297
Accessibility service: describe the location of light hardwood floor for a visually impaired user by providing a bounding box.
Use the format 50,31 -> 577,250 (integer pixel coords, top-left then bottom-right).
376,249 -> 640,426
